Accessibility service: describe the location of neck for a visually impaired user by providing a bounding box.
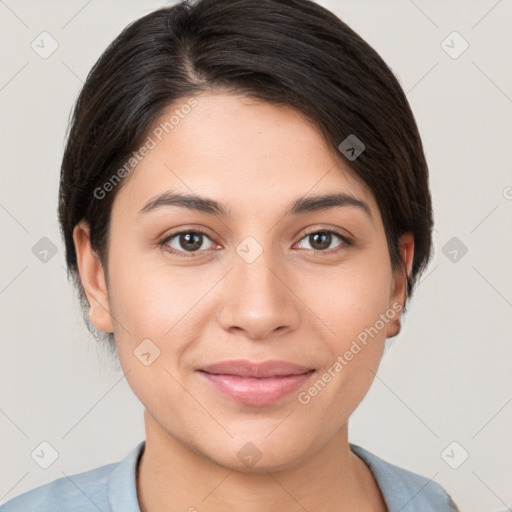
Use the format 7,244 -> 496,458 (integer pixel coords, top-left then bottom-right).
136,409 -> 386,512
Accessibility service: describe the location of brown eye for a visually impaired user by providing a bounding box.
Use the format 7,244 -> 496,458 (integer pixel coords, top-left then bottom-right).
178,232 -> 203,251
162,230 -> 216,255
309,232 -> 332,250
296,230 -> 350,252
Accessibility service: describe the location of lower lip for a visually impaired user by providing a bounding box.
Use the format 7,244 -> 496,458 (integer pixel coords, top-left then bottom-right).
198,371 -> 315,406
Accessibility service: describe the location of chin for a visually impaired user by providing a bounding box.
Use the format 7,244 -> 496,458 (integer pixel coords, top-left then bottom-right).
199,428 -> 314,474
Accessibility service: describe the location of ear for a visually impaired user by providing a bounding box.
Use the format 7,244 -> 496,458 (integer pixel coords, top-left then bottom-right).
386,232 -> 414,338
72,220 -> 114,334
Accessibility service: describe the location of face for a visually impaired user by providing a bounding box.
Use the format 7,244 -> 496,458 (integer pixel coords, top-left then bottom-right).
74,91 -> 413,472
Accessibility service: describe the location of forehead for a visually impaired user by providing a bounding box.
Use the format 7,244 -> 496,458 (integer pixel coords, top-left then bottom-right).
112,92 -> 378,219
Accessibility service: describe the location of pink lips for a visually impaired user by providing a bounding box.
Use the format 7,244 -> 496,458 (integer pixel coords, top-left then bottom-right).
198,359 -> 314,406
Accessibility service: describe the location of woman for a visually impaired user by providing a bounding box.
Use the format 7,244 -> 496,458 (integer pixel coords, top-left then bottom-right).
2,0 -> 460,510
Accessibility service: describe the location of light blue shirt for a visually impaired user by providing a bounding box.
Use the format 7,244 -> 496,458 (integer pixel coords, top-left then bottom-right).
0,441 -> 459,511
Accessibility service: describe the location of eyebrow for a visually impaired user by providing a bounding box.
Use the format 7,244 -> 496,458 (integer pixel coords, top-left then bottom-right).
138,190 -> 373,222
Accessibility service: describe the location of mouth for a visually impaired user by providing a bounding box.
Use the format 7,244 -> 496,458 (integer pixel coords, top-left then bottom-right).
197,359 -> 315,406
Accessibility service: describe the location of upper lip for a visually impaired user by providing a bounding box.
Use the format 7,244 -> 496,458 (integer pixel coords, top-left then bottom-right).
199,359 -> 314,378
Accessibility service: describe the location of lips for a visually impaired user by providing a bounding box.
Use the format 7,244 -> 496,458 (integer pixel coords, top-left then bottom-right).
199,359 -> 313,378
197,359 -> 315,406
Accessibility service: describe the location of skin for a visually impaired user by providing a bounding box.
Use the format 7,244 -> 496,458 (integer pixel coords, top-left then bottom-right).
73,91 -> 414,512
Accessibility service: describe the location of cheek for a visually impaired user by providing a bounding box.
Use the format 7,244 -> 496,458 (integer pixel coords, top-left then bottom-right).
302,253 -> 392,344
106,244 -> 220,348
104,247 -> 210,406
106,228 -> 393,353
107,236 -> 393,344
300,250 -> 392,394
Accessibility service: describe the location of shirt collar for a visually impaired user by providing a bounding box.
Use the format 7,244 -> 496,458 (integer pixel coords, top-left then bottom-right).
108,440 -> 145,512
350,443 -> 451,511
107,440 -> 451,512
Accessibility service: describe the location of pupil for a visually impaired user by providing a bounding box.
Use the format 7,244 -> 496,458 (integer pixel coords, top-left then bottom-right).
181,232 -> 202,251
178,232 -> 333,252
311,232 -> 331,250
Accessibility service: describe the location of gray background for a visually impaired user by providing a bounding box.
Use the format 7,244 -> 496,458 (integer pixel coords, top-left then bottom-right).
1,1 -> 511,510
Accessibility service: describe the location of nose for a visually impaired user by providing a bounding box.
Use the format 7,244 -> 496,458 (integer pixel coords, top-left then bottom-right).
217,249 -> 302,340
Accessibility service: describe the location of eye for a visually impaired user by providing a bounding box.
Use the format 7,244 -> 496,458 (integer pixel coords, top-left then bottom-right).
295,230 -> 351,253
159,228 -> 352,258
161,229 -> 217,257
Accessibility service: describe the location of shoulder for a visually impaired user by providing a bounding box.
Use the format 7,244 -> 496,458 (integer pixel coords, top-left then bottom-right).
350,444 -> 460,512
0,463 -> 115,512
0,441 -> 145,512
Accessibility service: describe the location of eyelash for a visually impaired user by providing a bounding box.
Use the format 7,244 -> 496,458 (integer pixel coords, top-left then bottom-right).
159,228 -> 353,258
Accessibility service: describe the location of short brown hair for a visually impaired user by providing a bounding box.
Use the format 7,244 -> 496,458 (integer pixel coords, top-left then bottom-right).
58,0 -> 433,351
